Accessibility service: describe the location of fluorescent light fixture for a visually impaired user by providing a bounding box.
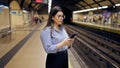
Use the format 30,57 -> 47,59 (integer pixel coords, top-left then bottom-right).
23,10 -> 28,13
73,8 -> 97,13
98,7 -> 102,9
113,6 -> 116,8
0,5 -> 4,7
73,3 -> 120,13
4,6 -> 9,9
0,5 -> 9,9
115,4 -> 120,6
73,6 -> 108,13
101,6 -> 108,9
48,0 -> 52,13
98,6 -> 108,9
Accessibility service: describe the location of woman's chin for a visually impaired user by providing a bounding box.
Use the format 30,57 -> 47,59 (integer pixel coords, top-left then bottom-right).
58,22 -> 63,25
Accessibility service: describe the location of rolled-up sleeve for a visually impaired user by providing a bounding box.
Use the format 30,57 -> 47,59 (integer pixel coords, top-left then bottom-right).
40,29 -> 58,53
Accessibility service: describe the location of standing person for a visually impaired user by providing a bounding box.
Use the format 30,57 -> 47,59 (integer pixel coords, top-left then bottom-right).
41,16 -> 44,20
40,6 -> 75,68
34,17 -> 38,24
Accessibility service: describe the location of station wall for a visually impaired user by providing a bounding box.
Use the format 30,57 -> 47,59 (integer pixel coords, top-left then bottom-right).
0,7 -> 10,29
10,1 -> 24,28
73,13 -> 84,21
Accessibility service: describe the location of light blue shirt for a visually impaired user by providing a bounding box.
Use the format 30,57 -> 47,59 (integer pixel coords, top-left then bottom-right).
40,26 -> 69,53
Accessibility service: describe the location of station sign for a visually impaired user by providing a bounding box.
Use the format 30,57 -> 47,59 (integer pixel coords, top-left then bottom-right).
36,0 -> 43,3
32,0 -> 47,4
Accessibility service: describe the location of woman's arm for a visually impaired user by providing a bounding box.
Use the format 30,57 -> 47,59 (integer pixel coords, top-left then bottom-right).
40,28 -> 74,53
40,29 -> 58,53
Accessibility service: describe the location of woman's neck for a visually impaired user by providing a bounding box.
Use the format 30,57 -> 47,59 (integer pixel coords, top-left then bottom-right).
54,23 -> 60,31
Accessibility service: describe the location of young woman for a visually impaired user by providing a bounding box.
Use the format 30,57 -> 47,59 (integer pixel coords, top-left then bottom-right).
40,6 -> 75,68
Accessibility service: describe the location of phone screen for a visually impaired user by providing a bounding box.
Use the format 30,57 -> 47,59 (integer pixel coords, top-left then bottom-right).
70,34 -> 76,38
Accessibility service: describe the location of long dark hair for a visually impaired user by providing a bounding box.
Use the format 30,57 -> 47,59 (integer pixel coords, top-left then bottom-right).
45,6 -> 64,28
44,6 -> 64,38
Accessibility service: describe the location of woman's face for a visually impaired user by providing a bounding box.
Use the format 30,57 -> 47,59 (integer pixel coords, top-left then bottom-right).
52,11 -> 65,25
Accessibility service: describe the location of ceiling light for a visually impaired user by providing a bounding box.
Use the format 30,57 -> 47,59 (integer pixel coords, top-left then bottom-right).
23,10 -> 28,13
115,4 -> 120,6
4,6 -> 9,9
0,5 -> 4,7
73,6 -> 108,13
73,8 -> 97,13
48,0 -> 52,13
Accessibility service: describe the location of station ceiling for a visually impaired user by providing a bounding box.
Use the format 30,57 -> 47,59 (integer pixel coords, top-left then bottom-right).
0,0 -> 120,14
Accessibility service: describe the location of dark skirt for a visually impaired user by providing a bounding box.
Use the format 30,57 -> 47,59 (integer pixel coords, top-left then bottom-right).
46,50 -> 68,68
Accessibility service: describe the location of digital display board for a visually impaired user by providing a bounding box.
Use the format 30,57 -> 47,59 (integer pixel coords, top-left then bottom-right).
31,0 -> 47,4
36,0 -> 42,3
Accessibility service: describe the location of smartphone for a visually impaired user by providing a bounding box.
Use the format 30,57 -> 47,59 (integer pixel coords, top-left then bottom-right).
70,34 -> 76,38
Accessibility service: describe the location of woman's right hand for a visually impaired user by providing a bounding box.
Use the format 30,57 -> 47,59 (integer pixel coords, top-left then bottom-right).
63,38 -> 75,46
57,38 -> 75,50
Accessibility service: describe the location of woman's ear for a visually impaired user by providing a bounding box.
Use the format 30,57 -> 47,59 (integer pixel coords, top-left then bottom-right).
52,16 -> 55,20
52,17 -> 54,20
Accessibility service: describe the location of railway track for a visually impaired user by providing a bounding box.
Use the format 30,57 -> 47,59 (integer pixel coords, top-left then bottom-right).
65,25 -> 120,68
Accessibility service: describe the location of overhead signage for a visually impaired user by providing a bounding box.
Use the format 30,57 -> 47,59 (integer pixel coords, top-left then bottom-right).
32,0 -> 47,4
36,0 -> 43,3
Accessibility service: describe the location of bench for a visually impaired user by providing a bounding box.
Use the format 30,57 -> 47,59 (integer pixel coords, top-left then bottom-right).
0,27 -> 12,38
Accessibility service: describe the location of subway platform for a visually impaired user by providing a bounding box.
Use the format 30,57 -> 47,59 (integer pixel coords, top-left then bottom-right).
74,21 -> 120,32
0,22 -> 81,68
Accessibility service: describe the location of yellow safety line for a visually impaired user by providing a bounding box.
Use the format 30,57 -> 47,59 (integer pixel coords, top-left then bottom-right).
69,61 -> 73,68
